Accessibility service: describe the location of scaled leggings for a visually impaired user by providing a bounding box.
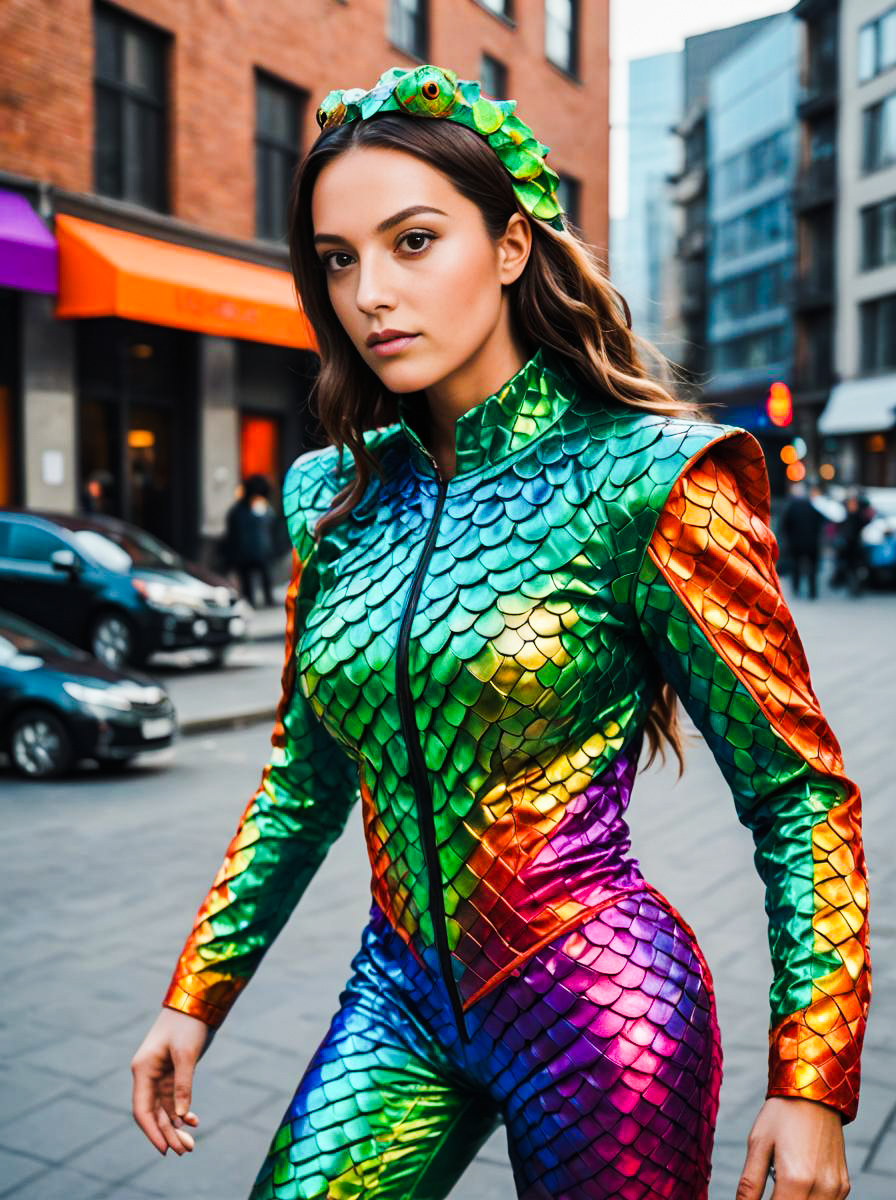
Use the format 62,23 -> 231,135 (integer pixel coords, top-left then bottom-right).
248,886 -> 723,1200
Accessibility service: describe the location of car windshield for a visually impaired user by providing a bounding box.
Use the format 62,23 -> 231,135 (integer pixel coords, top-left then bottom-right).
0,610 -> 89,663
71,525 -> 184,572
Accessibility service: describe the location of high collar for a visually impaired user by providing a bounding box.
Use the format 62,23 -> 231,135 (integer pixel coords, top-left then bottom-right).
396,344 -> 580,480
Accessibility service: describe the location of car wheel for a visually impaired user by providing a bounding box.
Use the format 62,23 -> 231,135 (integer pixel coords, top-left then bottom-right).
90,611 -> 136,668
8,707 -> 75,780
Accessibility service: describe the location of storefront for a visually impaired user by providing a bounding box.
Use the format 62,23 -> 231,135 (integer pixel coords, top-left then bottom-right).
818,376 -> 896,487
54,214 -> 320,562
0,189 -> 59,507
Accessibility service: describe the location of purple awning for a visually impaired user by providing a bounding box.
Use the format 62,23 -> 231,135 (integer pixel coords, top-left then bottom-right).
0,189 -> 58,293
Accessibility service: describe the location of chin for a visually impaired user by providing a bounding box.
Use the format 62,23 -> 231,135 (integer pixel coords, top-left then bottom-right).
371,358 -> 438,394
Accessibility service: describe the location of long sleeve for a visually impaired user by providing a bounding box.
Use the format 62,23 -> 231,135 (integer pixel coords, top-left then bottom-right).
630,431 -> 871,1124
162,460 -> 361,1028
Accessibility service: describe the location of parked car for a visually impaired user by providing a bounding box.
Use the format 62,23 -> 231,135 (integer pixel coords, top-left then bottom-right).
0,509 -> 248,669
0,607 -> 177,779
861,487 -> 896,588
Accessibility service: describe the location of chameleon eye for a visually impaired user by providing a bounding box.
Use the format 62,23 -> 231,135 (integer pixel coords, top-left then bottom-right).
423,81 -> 440,99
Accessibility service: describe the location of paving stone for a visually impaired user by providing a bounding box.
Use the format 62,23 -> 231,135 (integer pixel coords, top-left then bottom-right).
17,1031 -> 140,1087
0,1060 -> 71,1127
0,1164 -> 117,1200
0,1094 -> 121,1164
867,1127 -> 896,1174
0,1146 -> 49,1195
64,1119 -> 162,1188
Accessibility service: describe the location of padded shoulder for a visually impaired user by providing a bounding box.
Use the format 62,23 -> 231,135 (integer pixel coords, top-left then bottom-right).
568,400 -> 768,604
611,412 -> 764,517
282,425 -> 399,559
613,413 -> 770,604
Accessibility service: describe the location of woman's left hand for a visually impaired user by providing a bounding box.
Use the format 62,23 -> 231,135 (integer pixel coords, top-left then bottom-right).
736,1096 -> 851,1199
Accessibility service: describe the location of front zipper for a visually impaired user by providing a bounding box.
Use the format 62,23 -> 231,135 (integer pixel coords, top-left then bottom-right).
394,465 -> 471,1044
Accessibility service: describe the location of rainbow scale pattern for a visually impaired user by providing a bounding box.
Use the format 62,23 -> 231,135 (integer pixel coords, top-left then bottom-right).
164,345 -> 870,1194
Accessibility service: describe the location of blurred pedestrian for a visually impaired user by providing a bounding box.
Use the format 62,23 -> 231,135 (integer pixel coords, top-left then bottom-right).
222,474 -> 277,608
780,481 -> 826,599
831,492 -> 873,597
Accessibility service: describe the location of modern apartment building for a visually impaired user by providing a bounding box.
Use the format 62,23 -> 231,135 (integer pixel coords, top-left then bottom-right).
704,13 -> 800,478
818,0 -> 896,485
0,0 -> 607,560
610,51 -> 682,347
669,17 -> 781,393
791,0 -> 840,477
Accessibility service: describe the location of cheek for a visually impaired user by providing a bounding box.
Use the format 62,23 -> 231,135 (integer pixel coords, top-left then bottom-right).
436,242 -> 498,304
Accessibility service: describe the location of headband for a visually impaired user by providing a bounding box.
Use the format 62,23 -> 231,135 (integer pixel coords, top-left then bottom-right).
315,64 -> 567,232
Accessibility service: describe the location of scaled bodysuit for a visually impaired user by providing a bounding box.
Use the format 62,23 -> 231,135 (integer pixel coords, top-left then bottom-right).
164,345 -> 871,1199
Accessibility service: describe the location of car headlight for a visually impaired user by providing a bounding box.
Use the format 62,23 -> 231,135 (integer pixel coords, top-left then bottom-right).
133,579 -> 202,611
63,680 -> 133,712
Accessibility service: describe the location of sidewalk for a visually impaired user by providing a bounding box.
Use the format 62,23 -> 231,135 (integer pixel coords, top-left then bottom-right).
145,586 -> 291,736
0,584 -> 891,1199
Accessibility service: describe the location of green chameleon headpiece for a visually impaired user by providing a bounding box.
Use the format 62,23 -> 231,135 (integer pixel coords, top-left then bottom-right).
315,64 -> 567,232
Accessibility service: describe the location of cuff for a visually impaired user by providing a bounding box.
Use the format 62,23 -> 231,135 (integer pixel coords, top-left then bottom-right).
767,996 -> 866,1124
162,977 -> 240,1029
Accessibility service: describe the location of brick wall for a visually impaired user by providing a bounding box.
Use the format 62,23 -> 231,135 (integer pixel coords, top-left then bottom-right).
0,0 -> 608,248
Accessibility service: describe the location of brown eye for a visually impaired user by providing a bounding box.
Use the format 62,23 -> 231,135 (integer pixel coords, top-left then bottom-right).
423,81 -> 439,99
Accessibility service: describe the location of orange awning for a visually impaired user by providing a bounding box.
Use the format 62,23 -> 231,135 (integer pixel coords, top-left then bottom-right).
55,214 -> 318,350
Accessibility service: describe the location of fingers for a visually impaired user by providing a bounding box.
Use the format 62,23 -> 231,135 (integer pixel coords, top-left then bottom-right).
157,1104 -> 193,1155
736,1135 -> 774,1200
131,1061 -> 169,1155
171,1045 -> 195,1119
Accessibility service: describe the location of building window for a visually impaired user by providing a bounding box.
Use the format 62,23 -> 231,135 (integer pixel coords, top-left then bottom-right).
545,0 -> 578,76
478,0 -> 513,16
712,326 -> 788,372
555,174 -> 580,228
717,130 -> 790,201
480,54 -> 508,100
861,197 -> 896,269
715,195 -> 791,260
860,293 -> 896,371
862,92 -> 896,171
711,262 -> 790,324
94,3 -> 168,210
390,0 -> 427,59
255,70 -> 303,243
858,7 -> 896,83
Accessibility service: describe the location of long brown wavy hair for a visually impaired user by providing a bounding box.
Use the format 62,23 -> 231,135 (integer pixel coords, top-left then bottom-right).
287,110 -> 715,778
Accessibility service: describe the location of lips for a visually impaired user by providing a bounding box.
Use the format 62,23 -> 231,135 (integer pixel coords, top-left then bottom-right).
367,330 -> 416,347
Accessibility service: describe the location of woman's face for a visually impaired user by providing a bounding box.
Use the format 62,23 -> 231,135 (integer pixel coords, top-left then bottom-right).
311,145 -> 530,395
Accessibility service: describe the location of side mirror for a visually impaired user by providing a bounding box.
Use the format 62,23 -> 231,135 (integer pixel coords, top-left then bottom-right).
50,548 -> 79,573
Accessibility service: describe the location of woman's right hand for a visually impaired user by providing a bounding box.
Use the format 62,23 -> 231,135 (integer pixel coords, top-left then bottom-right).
131,1007 -> 214,1155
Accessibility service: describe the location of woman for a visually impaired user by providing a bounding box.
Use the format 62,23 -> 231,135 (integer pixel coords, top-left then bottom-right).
131,66 -> 870,1199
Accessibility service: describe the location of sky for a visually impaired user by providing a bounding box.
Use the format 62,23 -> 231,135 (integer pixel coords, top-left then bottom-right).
609,0 -> 792,218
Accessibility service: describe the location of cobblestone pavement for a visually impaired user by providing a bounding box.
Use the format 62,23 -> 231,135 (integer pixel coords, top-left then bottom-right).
0,584 -> 892,1199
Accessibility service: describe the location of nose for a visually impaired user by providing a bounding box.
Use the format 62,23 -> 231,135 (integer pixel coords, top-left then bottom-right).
353,251 -> 397,315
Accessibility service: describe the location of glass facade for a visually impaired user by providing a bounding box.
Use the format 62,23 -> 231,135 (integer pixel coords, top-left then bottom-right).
610,51 -> 683,344
706,15 -> 798,409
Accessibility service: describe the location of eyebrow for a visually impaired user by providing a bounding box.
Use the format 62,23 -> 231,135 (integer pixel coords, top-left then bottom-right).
313,205 -> 449,246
